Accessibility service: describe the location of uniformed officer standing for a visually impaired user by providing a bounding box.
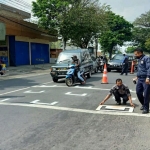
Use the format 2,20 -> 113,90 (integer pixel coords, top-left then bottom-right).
133,48 -> 150,114
120,54 -> 129,75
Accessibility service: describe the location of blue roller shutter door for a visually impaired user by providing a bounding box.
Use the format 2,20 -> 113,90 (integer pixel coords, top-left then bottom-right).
31,43 -> 49,65
15,41 -> 30,66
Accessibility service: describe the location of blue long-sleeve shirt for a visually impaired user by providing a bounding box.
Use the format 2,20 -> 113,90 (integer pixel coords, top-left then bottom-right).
122,56 -> 128,64
137,55 -> 150,78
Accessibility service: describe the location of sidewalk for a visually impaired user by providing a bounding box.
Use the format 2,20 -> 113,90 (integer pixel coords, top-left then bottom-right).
0,63 -> 55,80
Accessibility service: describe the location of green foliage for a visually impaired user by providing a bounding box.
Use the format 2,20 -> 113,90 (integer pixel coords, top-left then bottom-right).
99,11 -> 133,58
132,10 -> 150,52
125,46 -> 136,53
32,0 -> 109,48
145,38 -> 150,50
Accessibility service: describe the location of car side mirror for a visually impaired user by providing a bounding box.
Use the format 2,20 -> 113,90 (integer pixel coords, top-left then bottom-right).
55,59 -> 57,63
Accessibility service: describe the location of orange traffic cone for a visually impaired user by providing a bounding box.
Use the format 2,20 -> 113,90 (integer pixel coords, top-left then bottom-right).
101,63 -> 108,84
130,61 -> 134,74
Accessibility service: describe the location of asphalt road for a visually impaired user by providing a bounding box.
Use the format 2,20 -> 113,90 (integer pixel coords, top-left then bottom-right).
0,71 -> 150,150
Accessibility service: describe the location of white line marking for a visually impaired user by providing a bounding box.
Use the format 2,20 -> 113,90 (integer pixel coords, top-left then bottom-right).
132,98 -> 136,101
105,106 -> 125,110
130,90 -> 136,93
65,92 -> 87,96
0,102 -> 149,118
30,100 -> 58,106
30,100 -> 40,104
34,85 -> 136,93
42,81 -> 53,85
0,72 -> 49,81
24,90 -> 45,94
1,98 -> 10,102
50,101 -> 58,105
0,87 -> 30,96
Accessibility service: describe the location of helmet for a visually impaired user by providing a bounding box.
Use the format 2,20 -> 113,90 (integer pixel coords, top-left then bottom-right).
72,55 -> 77,60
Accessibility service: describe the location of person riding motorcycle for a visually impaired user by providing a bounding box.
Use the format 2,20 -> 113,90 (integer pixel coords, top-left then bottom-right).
71,55 -> 85,84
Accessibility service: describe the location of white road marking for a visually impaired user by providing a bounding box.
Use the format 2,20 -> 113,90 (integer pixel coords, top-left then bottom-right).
30,100 -> 58,106
0,81 -> 53,96
1,98 -> 10,102
24,90 -> 45,94
0,102 -> 149,118
34,85 -> 136,93
42,81 -> 53,85
0,72 -> 49,81
50,101 -> 58,105
0,87 -> 30,96
96,105 -> 134,113
65,92 -> 87,96
130,90 -> 136,93
30,100 -> 40,104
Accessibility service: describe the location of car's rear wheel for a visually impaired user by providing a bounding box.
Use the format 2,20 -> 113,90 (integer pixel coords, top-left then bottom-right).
53,77 -> 58,82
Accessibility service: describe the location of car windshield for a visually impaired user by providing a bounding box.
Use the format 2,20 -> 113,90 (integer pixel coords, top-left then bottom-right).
57,53 -> 80,63
112,55 -> 124,60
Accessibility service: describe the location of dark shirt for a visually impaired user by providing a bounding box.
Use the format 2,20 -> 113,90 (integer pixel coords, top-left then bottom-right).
109,84 -> 131,97
123,56 -> 129,64
137,55 -> 150,78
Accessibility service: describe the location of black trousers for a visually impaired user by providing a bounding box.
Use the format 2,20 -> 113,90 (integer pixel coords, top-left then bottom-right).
121,64 -> 128,75
136,78 -> 150,111
113,90 -> 128,103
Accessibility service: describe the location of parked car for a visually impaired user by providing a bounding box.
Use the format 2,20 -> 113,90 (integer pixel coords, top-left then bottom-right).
50,49 -> 93,82
107,54 -> 137,72
91,55 -> 99,73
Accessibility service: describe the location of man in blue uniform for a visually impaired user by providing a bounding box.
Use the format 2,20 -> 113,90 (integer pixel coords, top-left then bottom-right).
133,48 -> 150,114
120,54 -> 129,75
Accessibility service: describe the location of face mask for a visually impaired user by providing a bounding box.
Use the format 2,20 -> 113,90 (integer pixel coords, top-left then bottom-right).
135,55 -> 142,59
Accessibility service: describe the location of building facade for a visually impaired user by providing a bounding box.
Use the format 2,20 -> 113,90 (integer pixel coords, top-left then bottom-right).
0,3 -> 57,66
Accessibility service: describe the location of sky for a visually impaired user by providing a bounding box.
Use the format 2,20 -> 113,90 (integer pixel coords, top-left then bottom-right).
25,0 -> 150,22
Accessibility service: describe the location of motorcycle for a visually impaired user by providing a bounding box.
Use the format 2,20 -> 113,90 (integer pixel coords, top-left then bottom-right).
65,64 -> 85,87
97,58 -> 105,72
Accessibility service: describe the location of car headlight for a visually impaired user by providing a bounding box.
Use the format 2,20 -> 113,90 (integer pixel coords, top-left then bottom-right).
50,67 -> 56,71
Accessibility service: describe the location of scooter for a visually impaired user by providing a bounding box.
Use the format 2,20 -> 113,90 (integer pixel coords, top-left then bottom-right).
65,64 -> 85,87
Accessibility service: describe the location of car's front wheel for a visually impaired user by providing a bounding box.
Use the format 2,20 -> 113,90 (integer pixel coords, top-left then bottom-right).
95,67 -> 98,73
87,71 -> 92,78
107,68 -> 111,72
53,77 -> 58,82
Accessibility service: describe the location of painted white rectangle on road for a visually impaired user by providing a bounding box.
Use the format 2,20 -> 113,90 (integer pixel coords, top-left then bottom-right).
65,92 -> 87,96
24,90 -> 45,94
105,106 -> 125,110
96,105 -> 134,113
30,100 -> 58,106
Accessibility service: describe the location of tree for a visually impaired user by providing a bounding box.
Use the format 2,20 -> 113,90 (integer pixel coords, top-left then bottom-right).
125,46 -> 136,53
32,0 -> 109,49
132,10 -> 150,52
65,3 -> 109,48
99,11 -> 133,59
145,38 -> 150,50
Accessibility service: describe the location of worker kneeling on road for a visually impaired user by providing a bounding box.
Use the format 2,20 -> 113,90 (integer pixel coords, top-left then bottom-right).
99,78 -> 135,107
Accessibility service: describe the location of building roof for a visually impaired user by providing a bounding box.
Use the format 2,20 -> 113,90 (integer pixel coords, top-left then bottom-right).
0,3 -> 31,19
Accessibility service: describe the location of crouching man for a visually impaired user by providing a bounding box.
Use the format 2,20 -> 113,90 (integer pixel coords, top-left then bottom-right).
99,78 -> 135,107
